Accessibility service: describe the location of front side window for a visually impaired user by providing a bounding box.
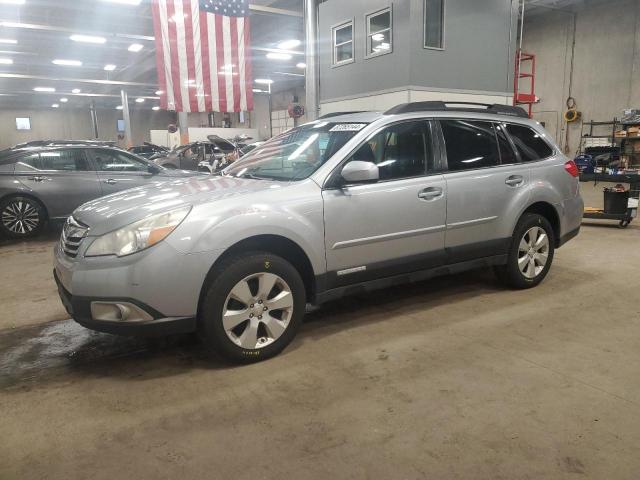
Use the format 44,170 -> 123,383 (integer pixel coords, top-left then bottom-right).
366,8 -> 392,57
226,122 -> 367,181
424,0 -> 445,49
39,149 -> 90,171
333,21 -> 354,65
505,124 -> 554,161
440,120 -> 499,171
15,153 -> 42,171
347,121 -> 431,181
91,149 -> 150,172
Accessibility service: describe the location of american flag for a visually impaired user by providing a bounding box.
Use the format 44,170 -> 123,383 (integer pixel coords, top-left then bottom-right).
151,0 -> 254,113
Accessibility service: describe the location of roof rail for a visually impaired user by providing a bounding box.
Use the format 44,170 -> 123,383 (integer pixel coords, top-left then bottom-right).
318,111 -> 368,119
384,101 -> 529,118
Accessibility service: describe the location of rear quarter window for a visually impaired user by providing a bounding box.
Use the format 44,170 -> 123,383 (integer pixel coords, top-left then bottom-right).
506,124 -> 554,161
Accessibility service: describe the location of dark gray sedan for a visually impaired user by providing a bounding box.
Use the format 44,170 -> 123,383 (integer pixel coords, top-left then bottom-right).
0,143 -> 199,238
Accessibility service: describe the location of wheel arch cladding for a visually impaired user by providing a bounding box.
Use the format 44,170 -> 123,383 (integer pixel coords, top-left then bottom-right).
1,192 -> 49,221
522,202 -> 560,246
198,234 -> 316,311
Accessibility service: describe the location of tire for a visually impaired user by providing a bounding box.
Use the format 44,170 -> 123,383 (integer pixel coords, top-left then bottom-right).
495,213 -> 555,289
0,195 -> 46,239
198,251 -> 306,363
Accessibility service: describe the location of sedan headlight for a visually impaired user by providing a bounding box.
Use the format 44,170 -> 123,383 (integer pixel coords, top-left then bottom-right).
85,206 -> 191,257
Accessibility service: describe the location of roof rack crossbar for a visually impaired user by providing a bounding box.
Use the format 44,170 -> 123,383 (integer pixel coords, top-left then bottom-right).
384,101 -> 529,118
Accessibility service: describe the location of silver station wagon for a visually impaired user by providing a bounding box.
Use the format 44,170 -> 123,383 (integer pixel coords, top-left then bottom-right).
53,102 -> 584,363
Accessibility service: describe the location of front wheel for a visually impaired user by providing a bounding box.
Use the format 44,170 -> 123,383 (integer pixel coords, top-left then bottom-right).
198,252 -> 306,363
0,196 -> 46,239
495,213 -> 555,289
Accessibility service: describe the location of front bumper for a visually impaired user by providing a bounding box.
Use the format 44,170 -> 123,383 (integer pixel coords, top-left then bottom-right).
54,269 -> 196,336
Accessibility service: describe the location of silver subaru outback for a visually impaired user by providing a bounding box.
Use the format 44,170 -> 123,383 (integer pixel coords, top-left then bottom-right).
53,102 -> 584,362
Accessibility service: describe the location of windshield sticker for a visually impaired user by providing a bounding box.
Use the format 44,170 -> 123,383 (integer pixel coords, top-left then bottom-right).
330,123 -> 367,132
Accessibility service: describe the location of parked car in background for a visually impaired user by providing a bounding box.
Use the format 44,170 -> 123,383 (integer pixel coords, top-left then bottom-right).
53,102 -> 583,363
154,136 -> 237,171
128,142 -> 169,160
0,143 -> 199,238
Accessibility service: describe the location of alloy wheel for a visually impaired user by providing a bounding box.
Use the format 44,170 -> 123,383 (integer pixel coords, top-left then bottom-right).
222,272 -> 294,349
1,200 -> 40,235
518,226 -> 550,279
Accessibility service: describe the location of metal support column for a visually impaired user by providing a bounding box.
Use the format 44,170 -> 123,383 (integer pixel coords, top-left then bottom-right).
89,100 -> 99,139
178,112 -> 189,145
120,89 -> 133,148
304,0 -> 319,121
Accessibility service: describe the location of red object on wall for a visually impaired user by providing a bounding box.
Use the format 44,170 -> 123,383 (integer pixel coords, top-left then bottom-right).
288,104 -> 305,119
514,50 -> 536,118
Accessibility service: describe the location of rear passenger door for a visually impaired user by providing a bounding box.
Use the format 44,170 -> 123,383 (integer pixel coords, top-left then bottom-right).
13,149 -> 102,218
89,148 -> 155,194
438,119 -> 530,263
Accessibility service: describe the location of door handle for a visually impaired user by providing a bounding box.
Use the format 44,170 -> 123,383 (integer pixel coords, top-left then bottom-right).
505,175 -> 524,187
103,179 -> 117,185
418,187 -> 443,200
27,175 -> 46,182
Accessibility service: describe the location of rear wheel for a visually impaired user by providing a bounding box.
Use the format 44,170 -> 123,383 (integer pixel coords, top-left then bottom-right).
0,196 -> 46,239
198,252 -> 306,363
495,213 -> 555,289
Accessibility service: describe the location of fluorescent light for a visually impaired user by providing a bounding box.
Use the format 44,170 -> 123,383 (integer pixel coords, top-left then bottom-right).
116,105 -> 123,110
152,106 -> 160,111
0,39 -> 17,44
52,59 -> 82,66
51,104 -> 59,108
0,0 -> 26,4
104,64 -> 116,71
155,90 -> 163,95
128,43 -> 143,52
34,87 -> 55,92
135,98 -> 144,103
72,88 -> 81,94
296,62 -> 307,69
252,88 -> 263,93
100,0 -> 141,4
70,34 -> 106,44
266,52 -> 292,60
255,78 -> 273,85
277,39 -> 301,50
0,58 -> 13,65
60,98 -> 68,102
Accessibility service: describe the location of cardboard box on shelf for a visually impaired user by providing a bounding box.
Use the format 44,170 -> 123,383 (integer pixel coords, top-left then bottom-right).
615,130 -> 627,138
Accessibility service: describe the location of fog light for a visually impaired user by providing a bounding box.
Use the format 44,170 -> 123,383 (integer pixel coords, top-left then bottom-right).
91,302 -> 154,322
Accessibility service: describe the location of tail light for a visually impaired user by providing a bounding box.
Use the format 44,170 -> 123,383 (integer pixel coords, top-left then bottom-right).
564,160 -> 579,177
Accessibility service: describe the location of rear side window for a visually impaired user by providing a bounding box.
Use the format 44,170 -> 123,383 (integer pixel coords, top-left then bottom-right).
505,124 -> 554,161
40,149 -> 90,171
440,120 -> 499,171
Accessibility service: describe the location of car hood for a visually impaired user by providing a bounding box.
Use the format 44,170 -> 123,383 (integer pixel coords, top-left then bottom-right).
73,175 -> 281,236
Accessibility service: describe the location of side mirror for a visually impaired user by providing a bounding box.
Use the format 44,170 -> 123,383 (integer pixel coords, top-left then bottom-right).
341,161 -> 379,184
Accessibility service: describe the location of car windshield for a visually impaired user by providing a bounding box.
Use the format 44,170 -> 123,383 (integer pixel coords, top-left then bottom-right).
225,122 -> 368,181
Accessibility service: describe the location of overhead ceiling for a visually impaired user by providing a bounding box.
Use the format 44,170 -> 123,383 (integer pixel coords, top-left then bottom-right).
524,0 -> 613,17
0,0 -> 304,111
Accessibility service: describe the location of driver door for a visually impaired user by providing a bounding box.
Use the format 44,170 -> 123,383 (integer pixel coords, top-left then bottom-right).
322,120 -> 447,288
88,148 -> 156,194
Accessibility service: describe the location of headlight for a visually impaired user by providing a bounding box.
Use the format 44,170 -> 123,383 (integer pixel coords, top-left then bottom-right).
85,206 -> 191,257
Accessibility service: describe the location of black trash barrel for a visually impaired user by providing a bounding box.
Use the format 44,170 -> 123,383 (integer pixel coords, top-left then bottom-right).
603,189 -> 629,214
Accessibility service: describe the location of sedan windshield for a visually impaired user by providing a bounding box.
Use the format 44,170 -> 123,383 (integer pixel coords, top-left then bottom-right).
225,122 -> 368,181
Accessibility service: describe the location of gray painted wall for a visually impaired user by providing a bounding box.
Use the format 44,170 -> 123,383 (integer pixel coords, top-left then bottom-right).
318,0 -> 517,102
523,0 -> 640,153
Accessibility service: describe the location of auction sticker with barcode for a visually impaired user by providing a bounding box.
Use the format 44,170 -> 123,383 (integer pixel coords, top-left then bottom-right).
330,123 -> 368,132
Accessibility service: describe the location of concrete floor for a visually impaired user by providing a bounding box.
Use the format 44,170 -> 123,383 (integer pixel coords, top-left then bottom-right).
1,183 -> 640,479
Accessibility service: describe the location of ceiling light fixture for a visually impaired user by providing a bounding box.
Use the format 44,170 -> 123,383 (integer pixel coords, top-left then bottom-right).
255,78 -> 273,85
100,0 -> 142,5
0,0 -> 25,4
135,98 -> 144,103
0,38 -> 17,44
52,59 -> 83,66
155,90 -> 163,95
34,87 -> 55,92
252,88 -> 263,93
266,52 -> 292,60
51,103 -> 59,108
277,39 -> 301,50
0,58 -> 13,64
296,62 -> 306,69
104,64 -> 116,71
152,106 -> 160,111
72,88 -> 81,94
70,34 -> 106,44
60,97 -> 68,102
128,43 -> 143,52
116,105 -> 123,110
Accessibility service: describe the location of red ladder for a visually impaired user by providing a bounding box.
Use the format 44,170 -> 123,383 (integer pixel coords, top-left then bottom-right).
514,50 -> 536,118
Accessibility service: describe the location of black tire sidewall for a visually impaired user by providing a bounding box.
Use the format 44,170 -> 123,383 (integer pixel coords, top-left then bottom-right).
199,252 -> 306,363
504,213 -> 555,289
0,196 -> 46,239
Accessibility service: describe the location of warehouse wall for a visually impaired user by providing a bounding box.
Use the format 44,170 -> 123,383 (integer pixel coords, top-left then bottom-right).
523,0 -> 640,153
0,108 -> 175,149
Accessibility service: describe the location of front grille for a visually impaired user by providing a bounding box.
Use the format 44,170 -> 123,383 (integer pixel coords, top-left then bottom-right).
60,216 -> 89,258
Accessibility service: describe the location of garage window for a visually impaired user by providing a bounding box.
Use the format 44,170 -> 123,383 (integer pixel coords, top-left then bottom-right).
505,124 -> 554,161
333,21 -> 354,66
366,8 -> 392,58
441,120 -> 500,171
424,0 -> 445,50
